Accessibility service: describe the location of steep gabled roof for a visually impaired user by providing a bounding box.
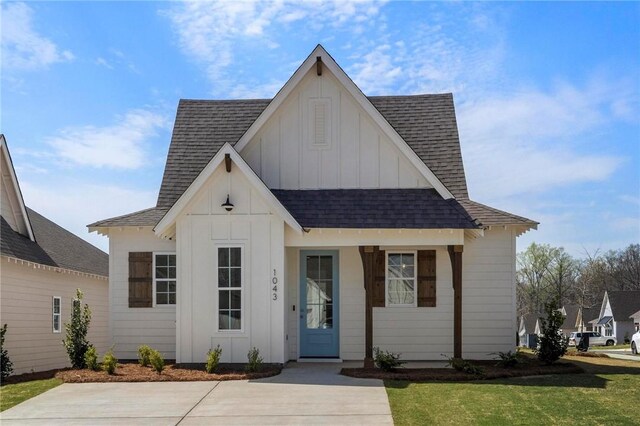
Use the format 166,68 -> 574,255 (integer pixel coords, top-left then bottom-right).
608,290 -> 640,322
561,305 -> 580,330
521,312 -> 542,333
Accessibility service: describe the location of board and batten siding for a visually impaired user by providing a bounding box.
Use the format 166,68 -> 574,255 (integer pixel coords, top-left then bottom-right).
286,229 -> 516,361
108,229 -> 176,360
240,66 -> 430,191
0,260 -> 108,374
176,164 -> 286,364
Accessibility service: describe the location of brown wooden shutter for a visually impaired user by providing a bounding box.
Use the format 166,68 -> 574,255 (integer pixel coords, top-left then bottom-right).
129,252 -> 153,308
417,250 -> 437,307
373,249 -> 386,307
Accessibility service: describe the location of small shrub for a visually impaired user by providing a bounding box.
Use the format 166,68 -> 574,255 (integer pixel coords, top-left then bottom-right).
443,355 -> 484,375
62,289 -> 92,369
491,350 -> 519,368
1,324 -> 13,380
84,345 -> 99,371
246,347 -> 263,372
624,333 -> 630,344
373,347 -> 405,371
138,345 -> 153,367
536,301 -> 568,365
206,345 -> 222,374
102,350 -> 117,375
149,349 -> 164,374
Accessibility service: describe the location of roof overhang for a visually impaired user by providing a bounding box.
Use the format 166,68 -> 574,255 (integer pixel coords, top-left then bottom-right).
232,45 -> 454,200
1,135 -> 35,241
597,316 -> 613,326
154,143 -> 303,238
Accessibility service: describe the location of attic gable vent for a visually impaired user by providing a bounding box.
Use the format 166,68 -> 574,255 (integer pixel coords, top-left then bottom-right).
309,98 -> 331,148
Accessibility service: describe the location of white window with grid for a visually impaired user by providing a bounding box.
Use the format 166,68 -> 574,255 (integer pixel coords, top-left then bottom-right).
52,296 -> 61,333
386,251 -> 417,307
217,246 -> 243,331
154,253 -> 176,305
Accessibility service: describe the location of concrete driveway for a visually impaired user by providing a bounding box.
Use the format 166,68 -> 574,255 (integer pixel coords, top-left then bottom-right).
0,363 -> 392,425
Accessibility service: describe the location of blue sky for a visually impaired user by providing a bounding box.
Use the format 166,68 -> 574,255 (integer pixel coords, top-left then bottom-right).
1,1 -> 639,255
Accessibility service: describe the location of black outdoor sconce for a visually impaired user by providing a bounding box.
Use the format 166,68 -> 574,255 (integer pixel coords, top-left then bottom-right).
221,195 -> 234,212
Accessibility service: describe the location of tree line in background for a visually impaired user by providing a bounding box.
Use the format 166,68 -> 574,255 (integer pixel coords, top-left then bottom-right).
517,243 -> 640,315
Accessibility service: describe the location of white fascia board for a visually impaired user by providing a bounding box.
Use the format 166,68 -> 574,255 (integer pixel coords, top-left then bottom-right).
233,45 -> 454,200
154,143 -> 303,237
1,135 -> 35,241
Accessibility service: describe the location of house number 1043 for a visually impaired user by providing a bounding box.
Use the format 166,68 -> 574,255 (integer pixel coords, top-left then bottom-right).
272,269 -> 278,301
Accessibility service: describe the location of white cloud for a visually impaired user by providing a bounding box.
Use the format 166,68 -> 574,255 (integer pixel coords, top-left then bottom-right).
1,2 -> 74,70
95,57 -> 114,69
161,0 -> 385,96
21,181 -> 157,251
46,109 -> 169,169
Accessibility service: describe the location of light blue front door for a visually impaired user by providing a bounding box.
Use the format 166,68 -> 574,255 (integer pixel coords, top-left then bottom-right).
300,250 -> 339,358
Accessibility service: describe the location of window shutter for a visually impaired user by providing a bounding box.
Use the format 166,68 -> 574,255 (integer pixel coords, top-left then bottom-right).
417,250 -> 436,307
373,249 -> 386,307
129,252 -> 153,308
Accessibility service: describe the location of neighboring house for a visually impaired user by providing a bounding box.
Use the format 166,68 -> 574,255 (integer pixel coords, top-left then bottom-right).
0,135 -> 109,375
89,45 -> 537,365
559,305 -> 580,337
518,312 -> 542,348
593,290 -> 640,343
630,310 -> 640,332
577,306 -> 599,332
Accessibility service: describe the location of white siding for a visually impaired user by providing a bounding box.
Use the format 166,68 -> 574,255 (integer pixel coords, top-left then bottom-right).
176,164 -> 286,364
108,229 -> 176,360
0,260 -> 108,374
240,66 -> 430,190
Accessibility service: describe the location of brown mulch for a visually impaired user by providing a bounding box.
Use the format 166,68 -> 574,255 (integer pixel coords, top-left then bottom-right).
341,359 -> 583,382
55,362 -> 281,383
564,351 -> 610,358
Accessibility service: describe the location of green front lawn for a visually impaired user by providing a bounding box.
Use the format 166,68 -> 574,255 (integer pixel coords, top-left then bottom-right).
386,356 -> 640,425
588,344 -> 630,350
0,378 -> 62,412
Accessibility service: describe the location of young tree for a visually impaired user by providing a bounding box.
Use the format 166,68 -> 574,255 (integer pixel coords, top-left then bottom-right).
1,324 -> 13,380
63,289 -> 92,369
536,300 -> 568,365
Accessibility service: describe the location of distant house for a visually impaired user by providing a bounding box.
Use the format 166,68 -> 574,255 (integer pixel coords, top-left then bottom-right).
630,310 -> 640,332
559,305 -> 580,337
0,135 -> 109,375
592,290 -> 640,344
518,312 -> 542,348
576,306 -> 599,332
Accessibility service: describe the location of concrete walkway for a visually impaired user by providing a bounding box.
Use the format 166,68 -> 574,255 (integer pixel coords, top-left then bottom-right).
0,363 -> 393,425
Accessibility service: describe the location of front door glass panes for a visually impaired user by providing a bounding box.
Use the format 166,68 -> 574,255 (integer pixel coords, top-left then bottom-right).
306,255 -> 333,329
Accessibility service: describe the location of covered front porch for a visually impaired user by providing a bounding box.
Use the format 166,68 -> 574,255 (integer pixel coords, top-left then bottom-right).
284,227 -> 473,364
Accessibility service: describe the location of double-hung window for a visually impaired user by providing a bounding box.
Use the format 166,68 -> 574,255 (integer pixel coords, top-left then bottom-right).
52,296 -> 61,333
154,253 -> 177,305
218,247 -> 242,330
386,252 -> 417,307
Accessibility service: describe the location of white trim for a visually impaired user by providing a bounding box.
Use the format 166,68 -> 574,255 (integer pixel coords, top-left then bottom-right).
154,143 -> 303,237
1,135 -> 35,241
52,296 -> 61,333
153,252 -> 177,307
232,45 -> 454,200
215,244 -> 245,333
2,255 -> 108,280
385,250 -> 418,308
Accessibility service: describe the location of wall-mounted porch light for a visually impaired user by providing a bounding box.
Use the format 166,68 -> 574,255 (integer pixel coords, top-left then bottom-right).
221,195 -> 234,212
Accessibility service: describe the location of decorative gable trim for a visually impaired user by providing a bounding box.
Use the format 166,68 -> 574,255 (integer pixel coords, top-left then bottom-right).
154,143 -> 303,237
233,45 -> 455,200
1,135 -> 35,241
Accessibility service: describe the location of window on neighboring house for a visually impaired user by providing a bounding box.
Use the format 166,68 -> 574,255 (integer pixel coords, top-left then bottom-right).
154,254 -> 177,305
386,252 -> 417,307
52,297 -> 61,333
218,247 -> 242,330
604,327 -> 613,337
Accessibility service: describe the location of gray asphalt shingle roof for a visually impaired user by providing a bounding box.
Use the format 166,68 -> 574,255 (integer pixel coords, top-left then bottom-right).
608,290 -> 640,321
88,207 -> 168,228
561,305 -> 580,329
1,209 -> 108,277
272,188 -> 478,229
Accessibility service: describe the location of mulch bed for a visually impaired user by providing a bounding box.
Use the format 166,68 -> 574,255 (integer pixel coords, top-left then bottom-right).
55,362 -> 281,383
564,351 -> 610,358
342,359 -> 583,382
1,369 -> 67,385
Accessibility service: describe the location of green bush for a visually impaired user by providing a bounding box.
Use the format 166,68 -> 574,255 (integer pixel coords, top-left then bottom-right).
206,345 -> 222,374
373,347 -> 405,371
624,333 -> 630,344
491,350 -> 519,368
102,350 -> 117,375
246,347 -> 263,372
149,349 -> 164,374
536,301 -> 568,365
138,345 -> 153,367
1,324 -> 13,380
84,345 -> 99,371
62,289 -> 93,369
444,356 -> 484,375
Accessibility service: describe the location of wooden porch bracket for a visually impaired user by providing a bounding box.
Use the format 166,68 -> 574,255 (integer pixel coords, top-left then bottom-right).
224,153 -> 232,172
448,245 -> 463,358
359,245 -> 379,368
